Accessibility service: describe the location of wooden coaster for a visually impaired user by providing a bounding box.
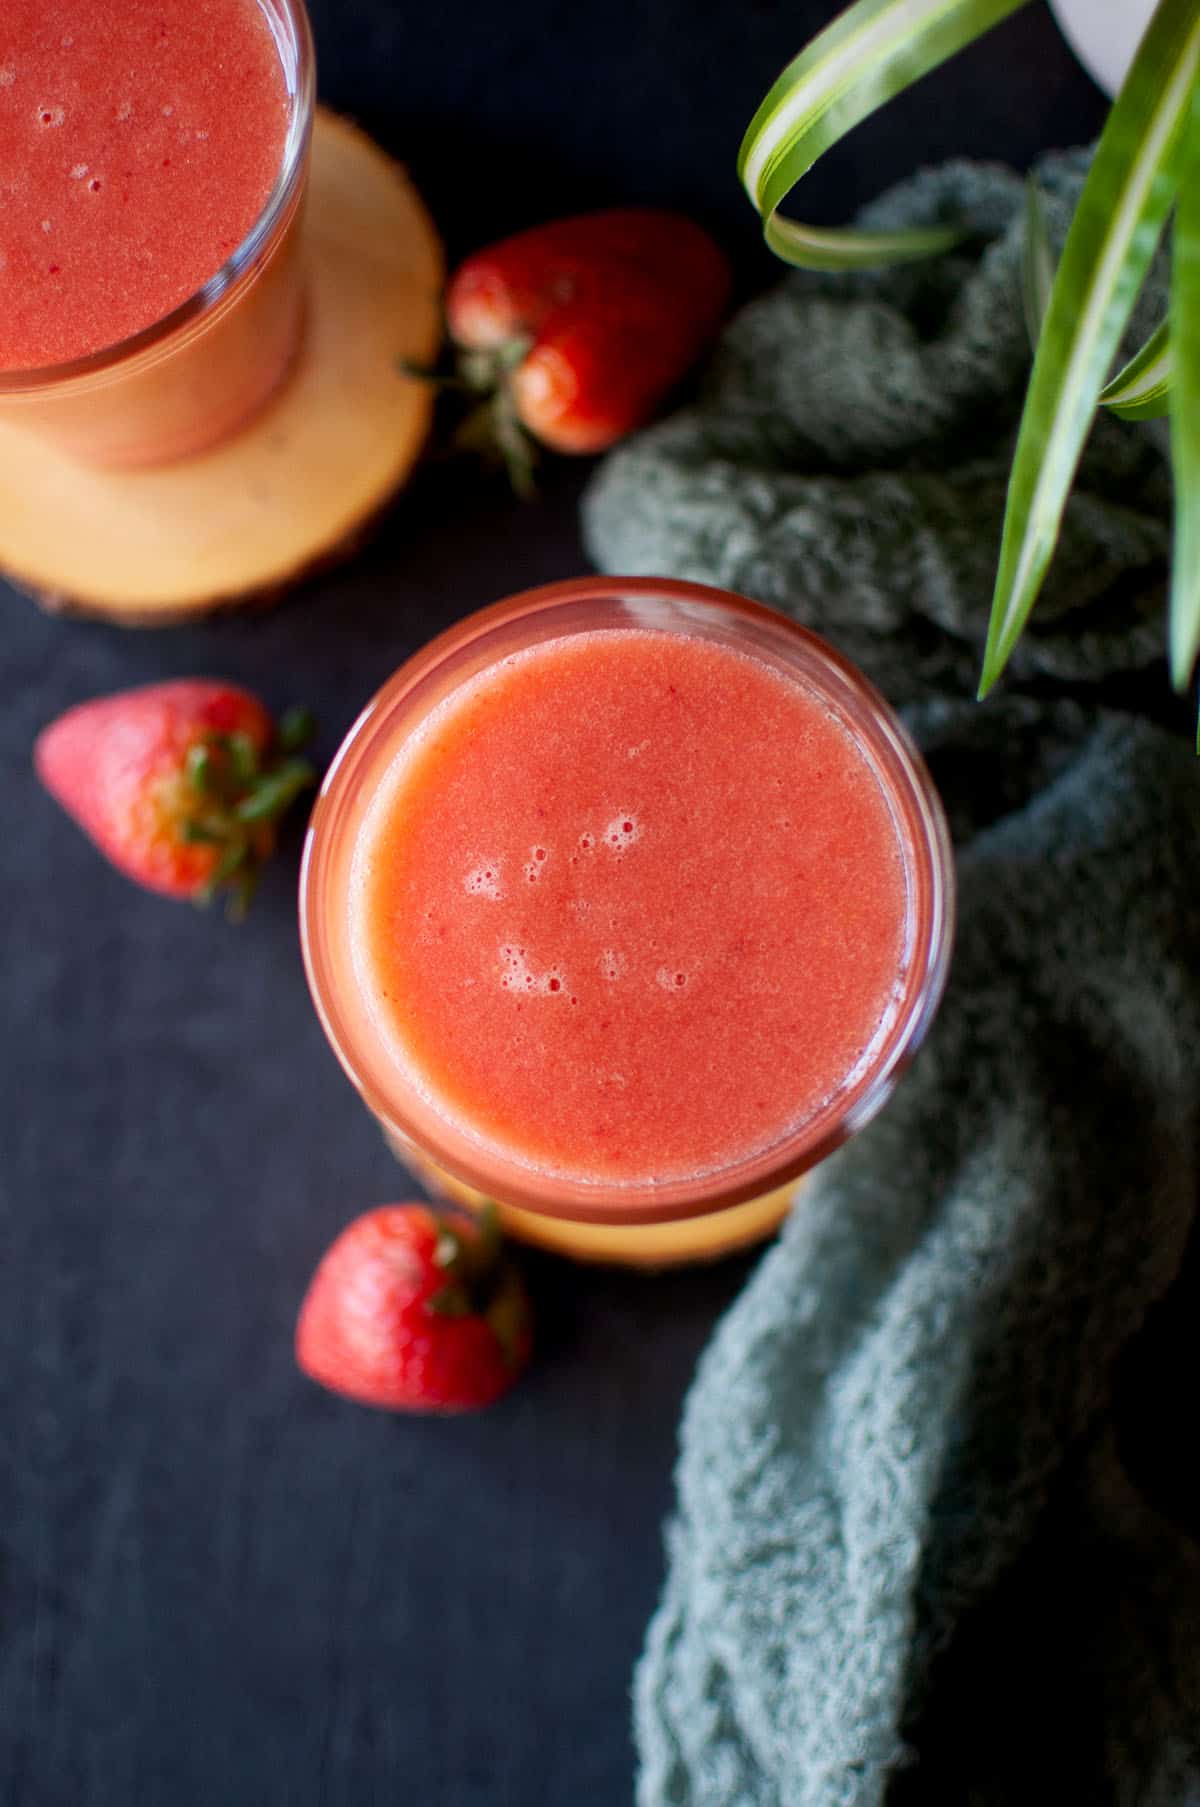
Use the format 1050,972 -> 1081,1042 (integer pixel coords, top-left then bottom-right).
385,1131 -> 799,1269
0,109 -> 443,622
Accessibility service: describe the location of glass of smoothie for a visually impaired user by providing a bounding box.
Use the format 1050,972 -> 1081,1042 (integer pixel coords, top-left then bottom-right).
0,0 -> 314,467
301,577 -> 955,1266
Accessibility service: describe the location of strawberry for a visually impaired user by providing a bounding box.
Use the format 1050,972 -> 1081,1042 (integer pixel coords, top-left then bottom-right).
434,208 -> 732,488
34,679 -> 316,915
295,1204 -> 532,1413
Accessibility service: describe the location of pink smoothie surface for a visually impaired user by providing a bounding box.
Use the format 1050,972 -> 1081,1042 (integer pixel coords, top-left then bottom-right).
0,0 -> 287,370
351,629 -> 912,1186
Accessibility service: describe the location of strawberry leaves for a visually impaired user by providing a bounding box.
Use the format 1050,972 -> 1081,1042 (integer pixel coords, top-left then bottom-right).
178,709 -> 318,918
428,1205 -> 503,1314
404,340 -> 541,497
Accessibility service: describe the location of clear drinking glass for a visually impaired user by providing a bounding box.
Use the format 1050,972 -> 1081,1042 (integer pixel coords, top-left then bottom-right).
300,578 -> 955,1264
0,0 -> 315,468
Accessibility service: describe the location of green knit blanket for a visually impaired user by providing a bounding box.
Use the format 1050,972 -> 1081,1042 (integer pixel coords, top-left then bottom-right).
584,152 -> 1200,1807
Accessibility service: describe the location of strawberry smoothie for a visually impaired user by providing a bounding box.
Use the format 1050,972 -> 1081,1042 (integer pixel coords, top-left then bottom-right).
0,0 -> 288,370
303,581 -> 954,1248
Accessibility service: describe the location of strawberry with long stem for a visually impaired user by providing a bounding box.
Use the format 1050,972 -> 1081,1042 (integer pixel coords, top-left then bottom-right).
415,208 -> 732,492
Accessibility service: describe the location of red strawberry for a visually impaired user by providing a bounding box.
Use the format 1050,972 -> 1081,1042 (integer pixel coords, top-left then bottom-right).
34,679 -> 316,915
296,1204 -> 532,1413
437,208 -> 732,486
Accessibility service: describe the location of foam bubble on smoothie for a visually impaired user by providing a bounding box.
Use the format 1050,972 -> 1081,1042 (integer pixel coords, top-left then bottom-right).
0,67 -> 16,88
522,846 -> 549,884
603,814 -> 641,853
464,862 -> 503,900
656,967 -> 691,991
36,105 -> 65,128
599,949 -> 626,982
498,943 -> 533,991
498,943 -> 567,997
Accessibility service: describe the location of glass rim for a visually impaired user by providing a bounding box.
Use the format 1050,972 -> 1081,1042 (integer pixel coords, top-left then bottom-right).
0,0 -> 315,394
300,576 -> 957,1225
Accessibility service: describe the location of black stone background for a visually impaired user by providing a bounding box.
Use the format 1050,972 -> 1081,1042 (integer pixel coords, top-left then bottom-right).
0,5 -> 1106,1802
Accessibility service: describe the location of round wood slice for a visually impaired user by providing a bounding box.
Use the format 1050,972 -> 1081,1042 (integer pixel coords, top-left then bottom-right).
386,1131 -> 799,1268
0,109 -> 443,622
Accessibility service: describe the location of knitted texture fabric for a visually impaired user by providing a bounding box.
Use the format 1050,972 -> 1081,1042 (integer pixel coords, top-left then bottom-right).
583,154 -> 1200,1807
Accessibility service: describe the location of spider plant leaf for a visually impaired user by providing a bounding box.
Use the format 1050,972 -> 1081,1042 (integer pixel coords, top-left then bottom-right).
739,0 -> 1033,271
762,215 -> 965,271
1099,316 -> 1172,419
1022,176 -> 1056,350
979,0 -> 1200,698
1169,82 -> 1200,691
1025,178 -> 1176,422
1025,182 -> 1176,424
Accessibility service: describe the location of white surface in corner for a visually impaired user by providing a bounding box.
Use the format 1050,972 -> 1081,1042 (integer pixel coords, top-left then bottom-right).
1048,0 -> 1156,96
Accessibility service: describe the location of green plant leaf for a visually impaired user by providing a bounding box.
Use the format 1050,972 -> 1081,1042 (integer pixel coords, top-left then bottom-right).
738,0 -> 1033,271
979,0 -> 1200,697
1099,316 -> 1172,419
1169,81 -> 1200,692
1021,175 -> 1055,351
761,215 -> 966,271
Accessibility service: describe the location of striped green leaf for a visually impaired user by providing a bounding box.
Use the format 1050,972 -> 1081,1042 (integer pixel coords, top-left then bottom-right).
1021,176 -> 1056,350
1026,187 -> 1172,420
1100,317 -> 1172,419
1169,84 -> 1200,692
739,0 -> 1033,271
979,0 -> 1200,697
762,215 -> 964,271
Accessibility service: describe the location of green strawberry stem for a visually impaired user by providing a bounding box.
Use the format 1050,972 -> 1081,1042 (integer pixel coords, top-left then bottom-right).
427,1205 -> 515,1326
182,707 -> 318,917
277,706 -> 318,754
235,760 -> 315,823
402,339 -> 539,498
453,394 -> 539,499
426,1203 -> 528,1372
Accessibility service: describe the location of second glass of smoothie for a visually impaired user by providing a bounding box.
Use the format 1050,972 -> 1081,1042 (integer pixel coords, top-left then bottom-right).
301,577 -> 955,1265
0,0 -> 313,466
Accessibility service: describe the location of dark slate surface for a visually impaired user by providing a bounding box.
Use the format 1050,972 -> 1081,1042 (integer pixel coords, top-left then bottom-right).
0,6 -> 1105,1803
